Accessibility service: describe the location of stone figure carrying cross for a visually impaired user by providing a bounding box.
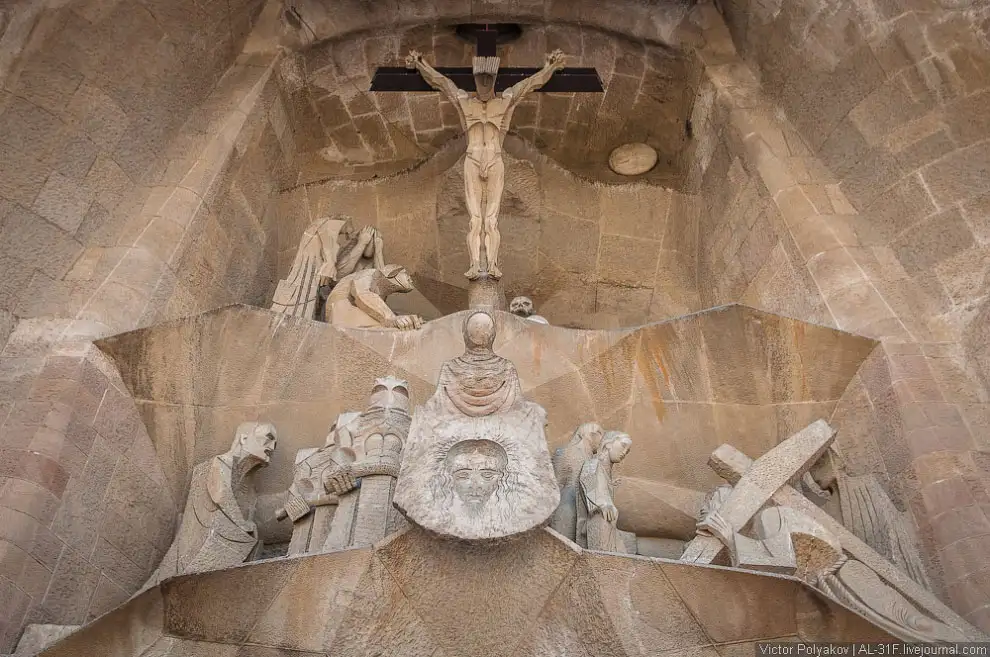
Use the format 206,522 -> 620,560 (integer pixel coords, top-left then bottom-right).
404,48 -> 565,280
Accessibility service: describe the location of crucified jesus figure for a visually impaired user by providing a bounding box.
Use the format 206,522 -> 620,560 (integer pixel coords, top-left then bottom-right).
406,48 -> 567,280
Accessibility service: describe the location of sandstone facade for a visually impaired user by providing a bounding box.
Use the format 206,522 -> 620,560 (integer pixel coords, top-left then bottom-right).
1,0 -> 989,651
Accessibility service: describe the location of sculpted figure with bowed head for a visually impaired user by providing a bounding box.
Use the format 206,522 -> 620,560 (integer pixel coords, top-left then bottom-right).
579,431 -> 632,552
550,422 -> 605,541
144,422 -> 277,587
406,48 -> 567,280
324,264 -> 423,330
509,296 -> 549,325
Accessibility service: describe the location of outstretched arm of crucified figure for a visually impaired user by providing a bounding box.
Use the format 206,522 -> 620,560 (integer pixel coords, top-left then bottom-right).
406,51 -> 462,106
504,49 -> 567,105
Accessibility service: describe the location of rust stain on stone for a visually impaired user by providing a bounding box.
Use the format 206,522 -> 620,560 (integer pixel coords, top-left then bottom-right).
637,331 -> 668,423
531,331 -> 543,371
793,320 -> 809,399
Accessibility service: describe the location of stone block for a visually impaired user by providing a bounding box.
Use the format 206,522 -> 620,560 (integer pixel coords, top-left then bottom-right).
597,235 -> 660,288
893,207 -> 975,276
941,533 -> 990,583
538,211 -> 599,276
861,174 -> 938,244
921,140 -> 990,207
40,544 -> 101,624
945,90 -> 990,147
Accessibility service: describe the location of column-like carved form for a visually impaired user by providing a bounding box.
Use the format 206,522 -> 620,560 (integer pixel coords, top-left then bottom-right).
278,378 -> 412,554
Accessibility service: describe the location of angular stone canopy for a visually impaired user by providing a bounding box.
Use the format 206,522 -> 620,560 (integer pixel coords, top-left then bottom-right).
3,0 -> 990,648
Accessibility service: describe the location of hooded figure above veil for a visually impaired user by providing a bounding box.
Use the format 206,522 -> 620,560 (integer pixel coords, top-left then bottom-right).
436,310 -> 521,417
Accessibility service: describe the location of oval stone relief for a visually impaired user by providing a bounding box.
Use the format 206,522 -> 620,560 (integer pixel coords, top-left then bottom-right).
608,143 -> 658,176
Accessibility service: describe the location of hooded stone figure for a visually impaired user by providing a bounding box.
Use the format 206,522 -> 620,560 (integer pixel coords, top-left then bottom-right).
436,310 -> 522,417
550,422 -> 605,541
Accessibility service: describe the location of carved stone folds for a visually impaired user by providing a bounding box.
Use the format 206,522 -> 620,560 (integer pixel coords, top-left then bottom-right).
271,217 -> 385,320
394,311 -> 560,541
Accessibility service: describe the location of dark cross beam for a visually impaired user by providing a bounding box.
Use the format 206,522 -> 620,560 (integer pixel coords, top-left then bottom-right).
370,24 -> 604,93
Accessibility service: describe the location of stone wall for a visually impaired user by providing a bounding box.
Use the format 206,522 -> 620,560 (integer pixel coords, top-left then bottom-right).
275,21 -> 702,186
720,0 -> 990,341
0,0 -> 286,649
685,72 -> 830,323
279,142 -> 702,328
691,2 -> 990,627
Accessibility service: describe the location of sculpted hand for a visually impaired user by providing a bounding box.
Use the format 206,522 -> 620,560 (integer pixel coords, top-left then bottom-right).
405,50 -> 424,68
546,49 -> 566,69
388,314 -> 423,330
697,509 -> 733,547
358,225 -> 378,240
239,519 -> 258,536
602,503 -> 618,524
324,469 -> 357,495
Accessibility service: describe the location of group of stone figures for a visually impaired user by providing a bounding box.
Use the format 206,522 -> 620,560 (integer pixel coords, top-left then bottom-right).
270,48 -> 571,325
147,311 -> 984,644
269,216 -> 547,327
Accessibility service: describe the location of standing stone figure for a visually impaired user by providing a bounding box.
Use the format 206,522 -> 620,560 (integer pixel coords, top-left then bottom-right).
550,422 -> 604,541
144,422 -> 277,587
509,296 -> 549,325
579,431 -> 632,553
322,376 -> 413,550
406,49 -> 567,280
278,377 -> 413,553
324,264 -> 423,330
271,216 -> 385,320
276,413 -> 360,556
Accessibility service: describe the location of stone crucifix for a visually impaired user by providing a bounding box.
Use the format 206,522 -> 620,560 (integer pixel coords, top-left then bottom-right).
371,26 -> 604,280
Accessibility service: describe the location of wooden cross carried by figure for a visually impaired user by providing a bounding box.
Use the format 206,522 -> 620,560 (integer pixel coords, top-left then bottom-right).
370,24 -> 604,93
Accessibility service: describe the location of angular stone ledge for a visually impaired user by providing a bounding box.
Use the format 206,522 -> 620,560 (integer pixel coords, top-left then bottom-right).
36,529 -> 890,657
37,527 -> 893,657
94,303 -> 878,537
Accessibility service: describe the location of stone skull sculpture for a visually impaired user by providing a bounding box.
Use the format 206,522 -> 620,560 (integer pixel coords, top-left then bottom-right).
509,296 -> 535,317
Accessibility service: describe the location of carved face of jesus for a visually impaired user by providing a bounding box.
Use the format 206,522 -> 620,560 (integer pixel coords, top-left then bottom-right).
474,73 -> 496,101
509,296 -> 534,317
447,440 -> 507,505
